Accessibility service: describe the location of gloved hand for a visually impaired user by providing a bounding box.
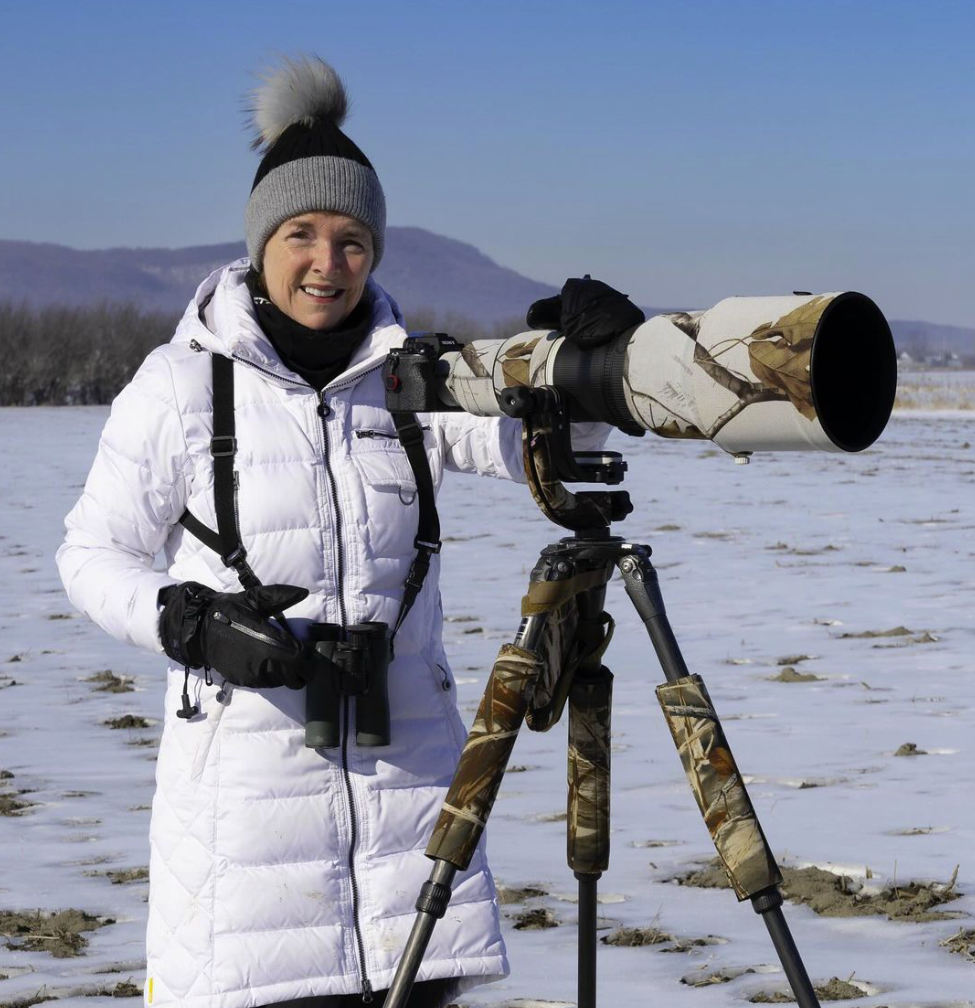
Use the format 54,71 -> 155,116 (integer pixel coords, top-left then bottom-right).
526,275 -> 645,348
159,582 -> 311,689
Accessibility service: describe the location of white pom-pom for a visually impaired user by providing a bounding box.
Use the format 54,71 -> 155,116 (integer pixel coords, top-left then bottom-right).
248,55 -> 349,151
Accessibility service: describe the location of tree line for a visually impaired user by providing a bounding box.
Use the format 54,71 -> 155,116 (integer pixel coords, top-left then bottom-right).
0,301 -> 523,407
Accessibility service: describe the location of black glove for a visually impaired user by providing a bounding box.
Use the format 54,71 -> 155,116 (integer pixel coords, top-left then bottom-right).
159,582 -> 311,689
526,275 -> 645,348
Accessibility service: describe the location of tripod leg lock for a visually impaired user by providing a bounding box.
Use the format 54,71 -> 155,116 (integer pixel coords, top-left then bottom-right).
415,879 -> 453,919
750,886 -> 785,915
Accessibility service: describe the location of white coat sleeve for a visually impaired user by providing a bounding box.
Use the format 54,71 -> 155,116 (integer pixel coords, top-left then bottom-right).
434,412 -> 612,483
56,348 -> 190,654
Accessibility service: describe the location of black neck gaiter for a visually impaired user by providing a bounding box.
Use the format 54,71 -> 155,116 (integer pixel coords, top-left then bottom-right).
244,269 -> 374,391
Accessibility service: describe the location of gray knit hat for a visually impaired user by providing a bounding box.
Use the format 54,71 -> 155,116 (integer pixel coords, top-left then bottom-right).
245,56 -> 386,271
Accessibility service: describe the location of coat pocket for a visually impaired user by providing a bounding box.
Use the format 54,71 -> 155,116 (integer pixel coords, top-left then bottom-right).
350,448 -> 418,505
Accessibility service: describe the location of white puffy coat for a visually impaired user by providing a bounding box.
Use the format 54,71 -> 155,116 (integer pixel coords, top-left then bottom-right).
57,262 -> 551,1008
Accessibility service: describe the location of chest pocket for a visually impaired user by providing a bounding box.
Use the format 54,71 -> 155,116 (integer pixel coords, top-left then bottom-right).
351,447 -> 417,503
350,446 -> 419,562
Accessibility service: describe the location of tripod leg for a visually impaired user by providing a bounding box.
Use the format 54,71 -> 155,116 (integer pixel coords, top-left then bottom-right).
385,616 -> 548,1008
618,547 -> 822,1008
568,666 -> 612,1008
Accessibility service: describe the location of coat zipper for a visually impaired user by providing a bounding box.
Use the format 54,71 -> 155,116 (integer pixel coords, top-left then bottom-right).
355,424 -> 430,440
342,697 -> 373,1002
318,387 -> 372,1001
229,351 -> 385,1000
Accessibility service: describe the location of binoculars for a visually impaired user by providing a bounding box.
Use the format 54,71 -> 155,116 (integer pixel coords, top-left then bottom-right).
304,621 -> 391,748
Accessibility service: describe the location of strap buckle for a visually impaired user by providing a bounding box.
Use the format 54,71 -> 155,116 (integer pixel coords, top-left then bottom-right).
210,436 -> 237,457
222,545 -> 247,567
394,419 -> 425,448
404,557 -> 431,591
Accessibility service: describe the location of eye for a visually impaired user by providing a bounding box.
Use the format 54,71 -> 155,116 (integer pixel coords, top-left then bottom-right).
286,227 -> 312,241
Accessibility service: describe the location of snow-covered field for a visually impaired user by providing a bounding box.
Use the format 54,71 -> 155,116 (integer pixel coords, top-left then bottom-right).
1,403 -> 973,1008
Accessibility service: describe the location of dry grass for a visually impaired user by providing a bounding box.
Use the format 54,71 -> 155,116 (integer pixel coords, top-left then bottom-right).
894,370 -> 975,410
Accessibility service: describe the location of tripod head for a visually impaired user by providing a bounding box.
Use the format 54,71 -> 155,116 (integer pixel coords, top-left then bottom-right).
498,384 -> 633,532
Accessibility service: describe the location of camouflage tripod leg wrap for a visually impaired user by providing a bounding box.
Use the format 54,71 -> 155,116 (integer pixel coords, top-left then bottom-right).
567,668 -> 613,875
425,643 -> 542,869
657,674 -> 781,900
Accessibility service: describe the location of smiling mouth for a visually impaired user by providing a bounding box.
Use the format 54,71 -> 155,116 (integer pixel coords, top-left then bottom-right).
301,285 -> 343,302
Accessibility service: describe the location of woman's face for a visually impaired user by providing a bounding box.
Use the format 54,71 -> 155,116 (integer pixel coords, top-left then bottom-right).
261,211 -> 374,330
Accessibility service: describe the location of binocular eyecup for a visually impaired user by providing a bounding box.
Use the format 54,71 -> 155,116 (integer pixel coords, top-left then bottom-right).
305,621 -> 391,749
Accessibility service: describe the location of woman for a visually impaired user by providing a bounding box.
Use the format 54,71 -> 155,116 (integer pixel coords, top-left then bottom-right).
58,56 -> 608,1008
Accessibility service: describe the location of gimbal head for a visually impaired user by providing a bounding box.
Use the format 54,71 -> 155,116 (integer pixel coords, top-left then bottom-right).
496,383 -> 633,531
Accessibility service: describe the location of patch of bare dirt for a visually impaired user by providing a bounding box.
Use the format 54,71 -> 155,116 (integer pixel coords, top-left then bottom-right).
512,907 -> 559,930
941,927 -> 975,962
84,670 -> 134,693
894,742 -> 928,756
0,908 -> 111,957
496,884 -> 548,905
674,859 -> 962,922
0,774 -> 36,817
84,867 -> 148,885
839,626 -> 912,639
601,926 -> 673,946
659,935 -> 727,953
681,965 -> 755,987
749,976 -> 869,1002
769,667 -> 824,683
103,715 -> 150,729
838,626 -> 939,648
0,993 -> 59,1008
97,979 -> 142,998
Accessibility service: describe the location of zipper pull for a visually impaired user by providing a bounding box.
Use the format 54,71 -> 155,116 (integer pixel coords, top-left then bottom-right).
189,339 -> 205,353
438,664 -> 451,691
318,394 -> 331,418
360,979 -> 374,1004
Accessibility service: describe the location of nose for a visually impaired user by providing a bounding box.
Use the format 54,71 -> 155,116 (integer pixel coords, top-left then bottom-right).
311,239 -> 343,277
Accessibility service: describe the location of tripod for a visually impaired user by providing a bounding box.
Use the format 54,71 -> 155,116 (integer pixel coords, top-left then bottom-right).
385,390 -> 822,1008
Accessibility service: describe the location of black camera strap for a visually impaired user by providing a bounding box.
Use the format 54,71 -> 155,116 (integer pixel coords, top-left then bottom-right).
179,354 -> 261,590
179,354 -> 440,642
389,411 -> 441,645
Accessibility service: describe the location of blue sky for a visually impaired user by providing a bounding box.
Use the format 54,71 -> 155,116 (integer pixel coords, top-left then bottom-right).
1,0 -> 972,325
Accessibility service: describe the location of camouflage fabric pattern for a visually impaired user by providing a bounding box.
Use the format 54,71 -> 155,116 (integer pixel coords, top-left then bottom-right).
746,297 -> 829,421
521,413 -> 622,530
523,598 -> 579,732
498,336 -> 543,390
623,293 -> 840,446
425,644 -> 541,870
567,670 -> 613,874
657,674 -> 781,899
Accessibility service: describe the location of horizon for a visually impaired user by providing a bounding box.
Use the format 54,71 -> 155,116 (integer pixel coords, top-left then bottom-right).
1,231 -> 972,331
1,0 -> 972,328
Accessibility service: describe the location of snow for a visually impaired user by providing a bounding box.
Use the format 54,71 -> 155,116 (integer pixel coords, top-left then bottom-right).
1,405 -> 972,1007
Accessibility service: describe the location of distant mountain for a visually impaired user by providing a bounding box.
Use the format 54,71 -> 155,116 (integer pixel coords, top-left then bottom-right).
1,231 -> 970,353
0,228 -> 561,328
887,319 -> 974,358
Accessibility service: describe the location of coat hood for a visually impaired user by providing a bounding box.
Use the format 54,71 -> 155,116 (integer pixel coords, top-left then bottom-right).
171,258 -> 408,389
